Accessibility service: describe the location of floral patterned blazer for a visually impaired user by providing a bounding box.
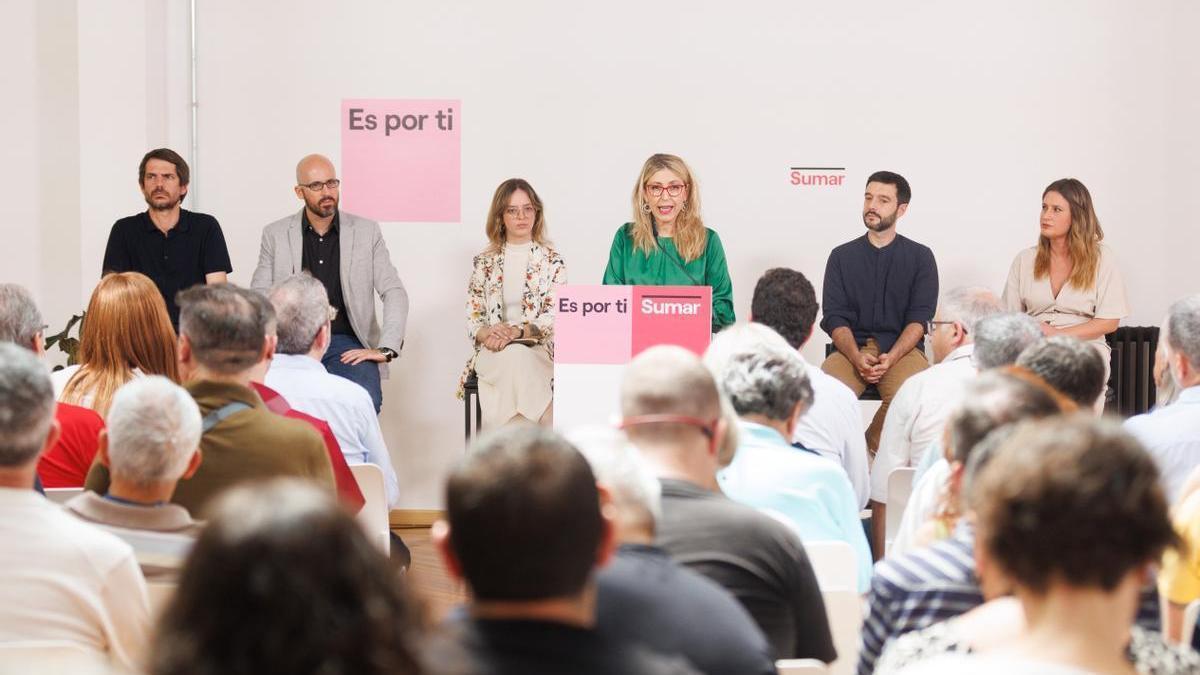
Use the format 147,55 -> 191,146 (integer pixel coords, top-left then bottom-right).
457,242 -> 567,398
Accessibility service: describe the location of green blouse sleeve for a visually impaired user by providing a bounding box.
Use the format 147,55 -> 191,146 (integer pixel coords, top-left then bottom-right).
704,229 -> 736,330
602,225 -> 630,284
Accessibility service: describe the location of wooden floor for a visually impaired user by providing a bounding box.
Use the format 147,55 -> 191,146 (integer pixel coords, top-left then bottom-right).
394,525 -> 467,622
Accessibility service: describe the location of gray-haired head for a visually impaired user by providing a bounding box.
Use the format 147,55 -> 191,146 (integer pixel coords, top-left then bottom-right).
973,313 -> 1044,370
1167,295 -> 1200,374
1016,336 -> 1107,410
0,343 -> 55,467
937,286 -> 1003,335
0,284 -> 44,350
106,376 -> 202,486
703,322 -> 813,422
177,284 -> 271,375
948,369 -> 1068,465
269,274 -> 330,355
566,426 -> 662,535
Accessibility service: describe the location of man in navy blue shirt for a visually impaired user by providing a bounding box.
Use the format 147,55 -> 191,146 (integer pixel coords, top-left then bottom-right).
102,148 -> 231,326
820,171 -> 937,454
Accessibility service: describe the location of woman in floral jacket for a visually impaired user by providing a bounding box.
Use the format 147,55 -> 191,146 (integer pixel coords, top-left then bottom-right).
457,179 -> 567,429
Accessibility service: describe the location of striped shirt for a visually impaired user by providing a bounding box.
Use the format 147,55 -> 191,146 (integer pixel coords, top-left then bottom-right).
857,528 -> 980,675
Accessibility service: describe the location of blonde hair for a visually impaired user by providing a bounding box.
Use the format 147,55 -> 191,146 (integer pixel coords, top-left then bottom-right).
1034,178 -> 1104,291
483,178 -> 548,254
629,154 -> 707,262
61,273 -> 180,416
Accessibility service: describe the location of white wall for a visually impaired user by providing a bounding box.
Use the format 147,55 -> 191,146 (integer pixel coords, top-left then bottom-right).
6,0 -> 1199,507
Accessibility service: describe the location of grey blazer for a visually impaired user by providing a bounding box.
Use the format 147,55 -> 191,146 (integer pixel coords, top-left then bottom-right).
251,209 -> 408,377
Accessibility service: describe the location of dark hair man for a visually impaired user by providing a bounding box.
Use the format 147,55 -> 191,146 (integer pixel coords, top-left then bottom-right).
433,425 -> 696,675
101,148 -> 232,326
820,170 -> 938,454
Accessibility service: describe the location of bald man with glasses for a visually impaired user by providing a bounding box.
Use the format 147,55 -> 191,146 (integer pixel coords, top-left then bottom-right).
251,154 -> 409,413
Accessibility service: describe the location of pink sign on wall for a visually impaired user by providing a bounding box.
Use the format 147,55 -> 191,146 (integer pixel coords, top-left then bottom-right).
340,99 -> 460,223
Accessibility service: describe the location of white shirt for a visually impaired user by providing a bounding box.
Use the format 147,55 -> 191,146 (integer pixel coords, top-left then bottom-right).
870,344 -> 977,503
502,242 -> 532,322
890,455 -> 951,557
265,353 -> 401,506
793,360 -> 871,508
1124,386 -> 1200,505
0,488 -> 151,672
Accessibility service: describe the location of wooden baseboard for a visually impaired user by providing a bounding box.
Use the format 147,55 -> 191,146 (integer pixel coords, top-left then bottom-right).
389,509 -> 444,529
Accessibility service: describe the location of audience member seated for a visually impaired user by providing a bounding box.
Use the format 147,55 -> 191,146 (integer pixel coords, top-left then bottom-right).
888,417 -> 1185,675
85,284 -> 334,516
569,427 -> 776,675
433,425 -> 697,675
266,273 -> 400,505
0,343 -> 150,672
703,323 -> 872,592
458,178 -> 567,429
1153,314 -> 1182,408
858,370 -> 1067,675
1126,295 -> 1200,504
0,283 -> 106,487
869,287 -> 1002,555
150,479 -> 427,675
1160,476 -> 1200,644
53,271 -> 180,415
750,267 -> 870,507
237,287 -> 363,510
893,312 -> 1043,555
64,376 -> 203,581
620,345 -> 835,662
1015,334 -> 1108,412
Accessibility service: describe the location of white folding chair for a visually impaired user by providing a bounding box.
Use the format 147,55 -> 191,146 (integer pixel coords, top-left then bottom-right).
776,658 -> 828,674
349,463 -> 390,556
44,487 -> 84,505
885,467 -> 916,556
822,589 -> 865,675
1183,598 -> 1200,645
804,541 -> 857,592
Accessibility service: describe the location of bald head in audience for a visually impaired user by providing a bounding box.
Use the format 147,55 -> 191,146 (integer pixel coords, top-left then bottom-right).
620,346 -> 727,489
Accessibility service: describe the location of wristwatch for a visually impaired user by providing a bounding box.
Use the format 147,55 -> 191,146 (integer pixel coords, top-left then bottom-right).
379,347 -> 399,362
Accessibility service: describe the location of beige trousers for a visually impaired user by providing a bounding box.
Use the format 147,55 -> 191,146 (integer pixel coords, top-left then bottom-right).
821,338 -> 929,454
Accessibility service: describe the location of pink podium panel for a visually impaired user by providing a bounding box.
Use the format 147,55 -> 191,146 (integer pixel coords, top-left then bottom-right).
631,286 -> 712,358
553,285 -> 712,429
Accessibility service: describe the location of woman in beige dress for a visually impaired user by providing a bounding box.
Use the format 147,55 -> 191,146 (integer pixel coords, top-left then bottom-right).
457,179 -> 567,429
1002,178 -> 1128,351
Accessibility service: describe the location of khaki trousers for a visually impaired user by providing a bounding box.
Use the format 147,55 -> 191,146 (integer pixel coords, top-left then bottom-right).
821,338 -> 929,455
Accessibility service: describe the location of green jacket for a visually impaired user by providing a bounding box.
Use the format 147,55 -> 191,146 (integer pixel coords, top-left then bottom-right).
601,224 -> 735,331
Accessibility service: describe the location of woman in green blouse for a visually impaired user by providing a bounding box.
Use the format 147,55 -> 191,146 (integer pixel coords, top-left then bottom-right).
602,153 -> 735,331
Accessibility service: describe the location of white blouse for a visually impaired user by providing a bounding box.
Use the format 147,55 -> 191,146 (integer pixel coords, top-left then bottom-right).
1002,243 -> 1129,344
501,242 -> 533,323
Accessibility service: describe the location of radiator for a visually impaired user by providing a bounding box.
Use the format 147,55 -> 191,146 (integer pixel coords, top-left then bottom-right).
1105,326 -> 1159,417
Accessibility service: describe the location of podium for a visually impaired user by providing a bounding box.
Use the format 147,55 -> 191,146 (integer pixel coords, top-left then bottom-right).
553,285 -> 712,430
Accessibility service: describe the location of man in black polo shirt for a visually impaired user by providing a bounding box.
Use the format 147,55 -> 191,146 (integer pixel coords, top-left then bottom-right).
101,148 -> 232,326
820,170 -> 938,454
619,346 -> 836,663
433,425 -> 696,675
